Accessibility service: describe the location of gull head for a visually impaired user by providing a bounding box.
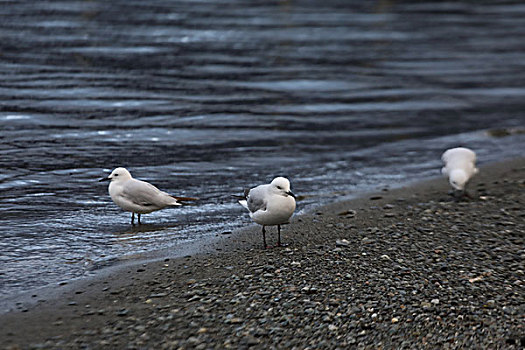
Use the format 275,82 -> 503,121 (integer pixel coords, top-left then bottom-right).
100,167 -> 133,183
270,177 -> 296,198
449,169 -> 468,191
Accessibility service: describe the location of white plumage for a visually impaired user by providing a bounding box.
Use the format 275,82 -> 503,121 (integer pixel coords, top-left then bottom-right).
239,177 -> 296,248
441,147 -> 479,192
101,167 -> 183,224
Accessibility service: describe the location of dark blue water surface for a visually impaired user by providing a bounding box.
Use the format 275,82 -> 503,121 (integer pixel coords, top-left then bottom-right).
1,0 -> 525,300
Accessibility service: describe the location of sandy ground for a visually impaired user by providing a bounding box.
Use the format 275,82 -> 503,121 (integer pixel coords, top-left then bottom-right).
1,158 -> 524,349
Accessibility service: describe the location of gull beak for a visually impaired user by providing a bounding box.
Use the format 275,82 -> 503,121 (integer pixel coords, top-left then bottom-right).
286,191 -> 296,199
99,177 -> 111,182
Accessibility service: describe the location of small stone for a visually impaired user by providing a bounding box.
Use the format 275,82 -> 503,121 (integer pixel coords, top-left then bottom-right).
117,309 -> 129,316
431,299 -> 440,305
187,336 -> 200,344
502,306 -> 514,315
228,317 -> 243,324
149,293 -> 168,298
347,336 -> 357,344
328,324 -> 338,331
244,335 -> 260,345
391,317 -> 399,323
336,239 -> 350,247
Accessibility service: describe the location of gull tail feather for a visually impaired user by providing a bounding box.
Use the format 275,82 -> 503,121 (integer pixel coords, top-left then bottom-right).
238,199 -> 249,210
170,196 -> 198,206
173,196 -> 199,201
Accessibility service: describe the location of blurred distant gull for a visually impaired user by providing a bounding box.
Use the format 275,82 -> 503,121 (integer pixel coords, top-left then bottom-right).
238,177 -> 296,248
100,167 -> 197,224
441,147 -> 479,197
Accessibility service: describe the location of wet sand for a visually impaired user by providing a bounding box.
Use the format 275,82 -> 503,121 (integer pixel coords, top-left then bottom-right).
1,158 -> 524,349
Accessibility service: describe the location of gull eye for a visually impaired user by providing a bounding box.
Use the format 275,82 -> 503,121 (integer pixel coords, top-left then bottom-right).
114,174 -> 119,177
276,186 -> 282,190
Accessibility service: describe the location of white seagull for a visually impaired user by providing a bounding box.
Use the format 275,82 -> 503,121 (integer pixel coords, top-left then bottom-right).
441,147 -> 479,197
100,167 -> 197,224
238,177 -> 296,248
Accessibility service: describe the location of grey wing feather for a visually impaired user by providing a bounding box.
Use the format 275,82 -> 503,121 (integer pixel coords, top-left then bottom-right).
122,180 -> 168,206
248,196 -> 266,213
246,186 -> 267,213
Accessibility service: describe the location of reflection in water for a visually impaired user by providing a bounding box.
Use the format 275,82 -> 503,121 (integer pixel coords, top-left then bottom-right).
114,222 -> 183,236
1,0 -> 525,299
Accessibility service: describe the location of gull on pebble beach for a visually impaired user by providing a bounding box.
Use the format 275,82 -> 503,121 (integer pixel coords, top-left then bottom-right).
238,177 -> 296,248
100,167 -> 197,224
441,147 -> 479,197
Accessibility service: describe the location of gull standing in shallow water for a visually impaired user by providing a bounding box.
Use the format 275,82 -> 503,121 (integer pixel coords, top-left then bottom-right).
441,147 -> 479,197
100,167 -> 197,224
238,177 -> 296,248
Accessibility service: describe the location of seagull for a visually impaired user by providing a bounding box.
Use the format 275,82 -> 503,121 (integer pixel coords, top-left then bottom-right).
238,177 -> 296,248
100,167 -> 197,224
441,147 -> 479,197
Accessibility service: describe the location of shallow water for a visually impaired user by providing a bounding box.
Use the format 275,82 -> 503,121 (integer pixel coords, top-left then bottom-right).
1,0 -> 525,299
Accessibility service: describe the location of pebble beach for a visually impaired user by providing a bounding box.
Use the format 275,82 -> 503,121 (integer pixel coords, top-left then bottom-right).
1,157 -> 524,349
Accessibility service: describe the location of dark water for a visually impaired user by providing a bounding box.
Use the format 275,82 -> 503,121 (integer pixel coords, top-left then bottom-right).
1,1 -> 525,300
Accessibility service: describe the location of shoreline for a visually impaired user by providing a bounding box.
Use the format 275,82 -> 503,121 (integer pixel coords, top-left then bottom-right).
0,166 -> 440,314
1,157 -> 524,349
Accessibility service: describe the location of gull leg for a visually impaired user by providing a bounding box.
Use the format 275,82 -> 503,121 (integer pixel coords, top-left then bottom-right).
138,214 -> 142,225
131,213 -> 135,225
262,225 -> 267,249
277,225 -> 282,247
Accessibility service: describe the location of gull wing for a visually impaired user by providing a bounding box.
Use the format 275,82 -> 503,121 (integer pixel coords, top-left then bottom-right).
246,186 -> 268,213
442,147 -> 476,165
121,179 -> 175,207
